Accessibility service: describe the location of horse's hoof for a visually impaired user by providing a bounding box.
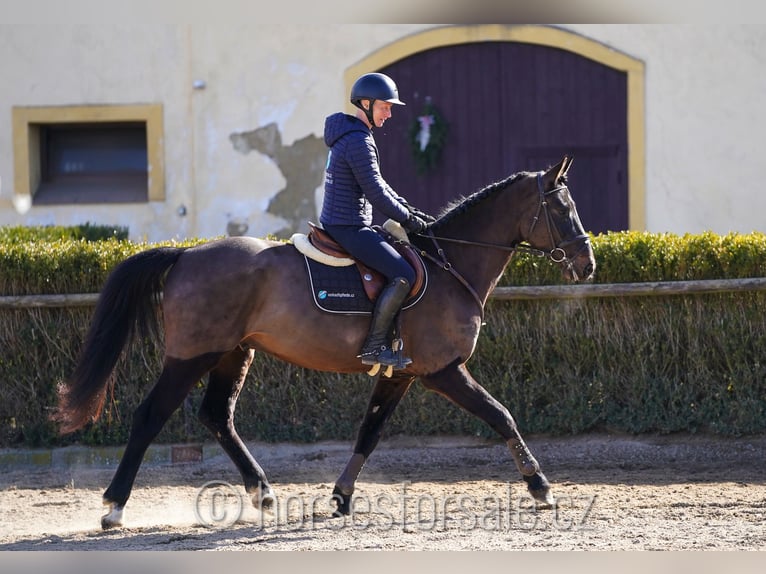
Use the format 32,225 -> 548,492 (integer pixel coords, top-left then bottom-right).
101,502 -> 124,529
524,473 -> 555,508
331,485 -> 352,517
530,487 -> 555,508
251,485 -> 275,511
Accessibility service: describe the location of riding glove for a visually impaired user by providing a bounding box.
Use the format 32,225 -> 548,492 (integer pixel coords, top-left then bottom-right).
407,205 -> 437,223
402,214 -> 429,234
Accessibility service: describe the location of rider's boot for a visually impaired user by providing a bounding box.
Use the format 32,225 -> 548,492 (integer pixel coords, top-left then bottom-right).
358,276 -> 412,368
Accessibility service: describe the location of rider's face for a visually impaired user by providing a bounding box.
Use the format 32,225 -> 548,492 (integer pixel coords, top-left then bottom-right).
363,100 -> 394,128
372,101 -> 394,127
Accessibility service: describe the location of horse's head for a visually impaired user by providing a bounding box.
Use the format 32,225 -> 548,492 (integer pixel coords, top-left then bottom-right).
521,156 -> 596,282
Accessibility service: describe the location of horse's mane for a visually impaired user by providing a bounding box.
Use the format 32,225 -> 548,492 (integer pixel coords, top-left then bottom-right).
430,168 -> 570,229
431,171 -> 531,228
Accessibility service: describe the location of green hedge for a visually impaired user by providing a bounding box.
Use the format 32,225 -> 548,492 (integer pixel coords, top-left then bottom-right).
0,223 -> 128,243
1,228 -> 765,447
503,230 -> 766,284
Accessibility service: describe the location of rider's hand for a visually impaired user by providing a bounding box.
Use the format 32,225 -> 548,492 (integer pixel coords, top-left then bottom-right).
407,204 -> 436,223
402,214 -> 428,234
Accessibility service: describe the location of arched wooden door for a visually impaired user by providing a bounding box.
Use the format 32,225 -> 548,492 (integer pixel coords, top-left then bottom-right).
373,41 -> 628,234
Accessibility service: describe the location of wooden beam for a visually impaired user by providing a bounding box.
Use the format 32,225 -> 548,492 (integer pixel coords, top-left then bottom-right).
3,278 -> 766,308
0,294 -> 99,308
490,278 -> 766,300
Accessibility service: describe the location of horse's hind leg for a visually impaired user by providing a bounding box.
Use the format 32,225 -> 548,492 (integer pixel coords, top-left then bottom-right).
332,372 -> 415,516
420,360 -> 554,507
197,346 -> 274,510
101,353 -> 222,529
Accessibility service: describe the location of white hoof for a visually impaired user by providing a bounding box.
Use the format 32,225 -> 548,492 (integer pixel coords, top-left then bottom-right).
532,489 -> 556,508
101,502 -> 124,529
251,485 -> 276,511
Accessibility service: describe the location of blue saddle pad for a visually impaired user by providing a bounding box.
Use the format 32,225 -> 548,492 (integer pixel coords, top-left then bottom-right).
303,256 -> 427,315
303,257 -> 374,314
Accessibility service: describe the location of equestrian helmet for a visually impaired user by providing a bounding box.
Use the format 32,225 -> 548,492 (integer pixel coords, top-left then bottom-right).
350,73 -> 406,109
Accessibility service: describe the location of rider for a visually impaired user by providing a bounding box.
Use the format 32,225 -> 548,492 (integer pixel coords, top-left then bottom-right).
319,72 -> 433,369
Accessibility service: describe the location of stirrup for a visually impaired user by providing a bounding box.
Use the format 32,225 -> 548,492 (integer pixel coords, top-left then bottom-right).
360,348 -> 412,368
359,338 -> 412,368
357,344 -> 388,365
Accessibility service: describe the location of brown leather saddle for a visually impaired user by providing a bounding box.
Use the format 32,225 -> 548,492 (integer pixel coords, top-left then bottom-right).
307,222 -> 426,303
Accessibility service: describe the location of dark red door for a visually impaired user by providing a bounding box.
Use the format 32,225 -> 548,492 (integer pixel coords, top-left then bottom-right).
374,41 -> 628,234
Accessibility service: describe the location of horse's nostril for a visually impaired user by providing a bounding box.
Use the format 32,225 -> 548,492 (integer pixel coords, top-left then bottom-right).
583,263 -> 594,278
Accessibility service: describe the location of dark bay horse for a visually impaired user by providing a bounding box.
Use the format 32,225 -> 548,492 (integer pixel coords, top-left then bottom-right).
52,156 -> 595,529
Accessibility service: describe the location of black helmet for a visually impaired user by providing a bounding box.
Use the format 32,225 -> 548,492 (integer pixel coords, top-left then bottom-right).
350,72 -> 406,109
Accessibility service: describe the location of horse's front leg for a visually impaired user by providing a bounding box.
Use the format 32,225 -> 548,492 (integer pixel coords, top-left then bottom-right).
332,372 -> 415,516
420,360 -> 554,507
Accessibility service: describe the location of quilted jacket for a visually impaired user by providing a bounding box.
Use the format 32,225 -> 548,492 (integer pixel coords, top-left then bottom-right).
319,112 -> 410,227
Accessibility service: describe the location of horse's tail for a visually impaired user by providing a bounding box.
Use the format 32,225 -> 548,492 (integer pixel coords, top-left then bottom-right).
51,246 -> 187,434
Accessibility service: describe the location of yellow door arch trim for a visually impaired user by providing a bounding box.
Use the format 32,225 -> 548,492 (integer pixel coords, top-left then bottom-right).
346,25 -> 645,230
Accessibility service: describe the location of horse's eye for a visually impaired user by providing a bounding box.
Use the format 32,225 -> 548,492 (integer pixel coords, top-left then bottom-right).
550,196 -> 568,213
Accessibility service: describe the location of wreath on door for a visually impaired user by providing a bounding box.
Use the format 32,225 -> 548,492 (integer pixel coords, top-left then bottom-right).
409,99 -> 448,175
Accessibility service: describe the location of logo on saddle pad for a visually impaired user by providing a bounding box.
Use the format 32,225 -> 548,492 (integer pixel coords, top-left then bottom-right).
291,223 -> 427,315
317,290 -> 355,300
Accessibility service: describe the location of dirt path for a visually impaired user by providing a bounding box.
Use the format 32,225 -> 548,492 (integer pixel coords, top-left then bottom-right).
1,433 -> 765,550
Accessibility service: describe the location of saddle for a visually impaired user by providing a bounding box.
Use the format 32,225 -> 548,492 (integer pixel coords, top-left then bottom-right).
307,222 -> 425,302
291,222 -> 427,313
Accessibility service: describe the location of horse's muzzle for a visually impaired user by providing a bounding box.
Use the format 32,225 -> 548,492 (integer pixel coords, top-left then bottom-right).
560,238 -> 596,283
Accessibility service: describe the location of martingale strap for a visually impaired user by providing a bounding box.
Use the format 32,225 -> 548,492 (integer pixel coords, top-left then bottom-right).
419,230 -> 486,320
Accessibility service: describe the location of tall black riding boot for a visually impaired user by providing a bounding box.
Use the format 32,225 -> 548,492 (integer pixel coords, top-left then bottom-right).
358,276 -> 412,368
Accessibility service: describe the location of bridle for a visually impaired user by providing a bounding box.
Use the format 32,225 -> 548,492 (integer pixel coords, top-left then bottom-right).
523,172 -> 592,278
412,171 -> 592,315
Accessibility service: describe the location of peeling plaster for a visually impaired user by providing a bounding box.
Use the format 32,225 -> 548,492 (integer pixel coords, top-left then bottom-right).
230,122 -> 326,238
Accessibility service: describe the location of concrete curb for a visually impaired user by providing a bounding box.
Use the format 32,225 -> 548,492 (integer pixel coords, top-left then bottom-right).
0,436 -> 492,471
0,443 -> 225,469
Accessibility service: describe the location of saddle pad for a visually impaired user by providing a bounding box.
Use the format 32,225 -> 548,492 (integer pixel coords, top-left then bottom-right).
304,256 -> 375,314
303,255 -> 428,315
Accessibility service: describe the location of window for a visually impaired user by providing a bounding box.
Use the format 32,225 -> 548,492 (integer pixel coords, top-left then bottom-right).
12,104 -> 164,206
37,122 -> 149,203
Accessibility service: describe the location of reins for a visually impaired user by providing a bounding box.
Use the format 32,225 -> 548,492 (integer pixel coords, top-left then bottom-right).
415,231 -> 486,319
412,172 -> 592,317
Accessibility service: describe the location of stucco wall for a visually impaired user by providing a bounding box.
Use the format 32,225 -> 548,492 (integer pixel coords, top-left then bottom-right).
566,24 -> 766,235
1,23 -> 764,241
0,24 -> 428,241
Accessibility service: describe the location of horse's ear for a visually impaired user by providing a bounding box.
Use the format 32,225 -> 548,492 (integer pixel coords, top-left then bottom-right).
542,156 -> 571,187
562,155 -> 573,177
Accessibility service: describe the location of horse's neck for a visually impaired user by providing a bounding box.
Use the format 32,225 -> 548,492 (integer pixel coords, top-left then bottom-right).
430,205 -> 519,302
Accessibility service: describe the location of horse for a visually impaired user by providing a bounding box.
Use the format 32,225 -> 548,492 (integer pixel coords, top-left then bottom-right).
51,156 -> 595,529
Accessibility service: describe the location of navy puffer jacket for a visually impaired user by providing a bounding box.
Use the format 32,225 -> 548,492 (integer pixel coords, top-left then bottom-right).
319,112 -> 410,227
